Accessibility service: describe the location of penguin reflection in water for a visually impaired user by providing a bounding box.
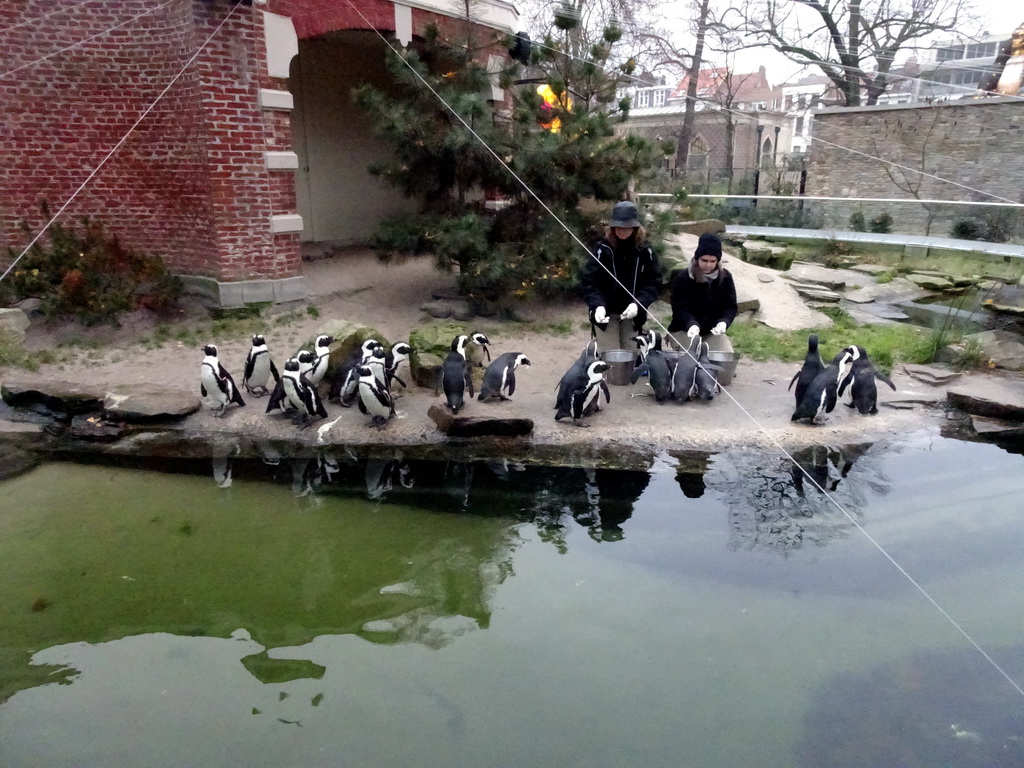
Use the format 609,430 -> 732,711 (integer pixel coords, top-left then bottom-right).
555,360 -> 611,426
199,344 -> 246,417
838,345 -> 896,415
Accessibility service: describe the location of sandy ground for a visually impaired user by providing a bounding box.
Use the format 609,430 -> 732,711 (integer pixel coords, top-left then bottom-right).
4,242 -> 955,454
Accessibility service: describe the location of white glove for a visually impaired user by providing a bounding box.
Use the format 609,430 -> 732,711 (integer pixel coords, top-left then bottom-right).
593,306 -> 608,325
686,325 -> 701,338
711,322 -> 727,336
620,303 -> 638,321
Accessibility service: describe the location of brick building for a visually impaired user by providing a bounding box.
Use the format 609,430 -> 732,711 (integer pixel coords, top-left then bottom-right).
0,0 -> 518,306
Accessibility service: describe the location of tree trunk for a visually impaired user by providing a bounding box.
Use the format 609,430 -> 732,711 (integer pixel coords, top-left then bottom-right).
677,0 -> 711,173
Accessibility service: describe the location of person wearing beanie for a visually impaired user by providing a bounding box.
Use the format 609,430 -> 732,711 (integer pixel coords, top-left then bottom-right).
580,200 -> 663,349
667,232 -> 737,354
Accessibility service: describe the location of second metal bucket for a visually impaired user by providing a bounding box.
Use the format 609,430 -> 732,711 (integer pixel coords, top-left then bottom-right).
601,348 -> 634,386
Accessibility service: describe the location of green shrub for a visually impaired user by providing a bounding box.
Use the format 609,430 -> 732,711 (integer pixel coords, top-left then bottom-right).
950,217 -> 989,241
849,211 -> 866,232
5,203 -> 181,326
869,213 -> 893,233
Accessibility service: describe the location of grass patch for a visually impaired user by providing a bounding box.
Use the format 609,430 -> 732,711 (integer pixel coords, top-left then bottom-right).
730,307 -> 932,371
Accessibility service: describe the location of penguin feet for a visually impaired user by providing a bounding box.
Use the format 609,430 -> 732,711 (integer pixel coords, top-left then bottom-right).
370,416 -> 390,430
571,419 -> 591,428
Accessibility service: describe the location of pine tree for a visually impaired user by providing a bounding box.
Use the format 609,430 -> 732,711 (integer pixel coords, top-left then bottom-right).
353,18 -> 669,310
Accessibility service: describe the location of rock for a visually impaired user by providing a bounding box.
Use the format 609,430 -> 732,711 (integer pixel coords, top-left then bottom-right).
413,351 -> 444,389
14,297 -> 44,316
69,414 -> 129,441
970,415 -> 1024,437
741,242 -> 793,269
885,391 -> 943,406
452,303 -> 476,322
848,264 -> 893,276
104,385 -> 202,422
947,377 -> 1024,421
736,296 -> 761,314
675,219 -> 725,236
428,404 -> 533,437
421,301 -> 454,319
758,274 -> 774,283
791,284 -> 842,302
0,308 -> 30,338
905,273 -> 954,291
902,364 -> 963,386
845,277 -> 929,305
785,265 -> 849,291
963,329 -> 1024,371
1,375 -> 105,415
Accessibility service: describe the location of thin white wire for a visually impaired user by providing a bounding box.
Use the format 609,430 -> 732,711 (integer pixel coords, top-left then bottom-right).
0,0 -> 99,35
0,0 -> 176,82
0,4 -> 239,283
350,5 -> 1024,700
527,36 -> 1021,205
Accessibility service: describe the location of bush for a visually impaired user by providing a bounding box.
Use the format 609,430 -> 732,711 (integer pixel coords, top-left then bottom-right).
869,213 -> 893,233
950,217 -> 989,241
5,203 -> 181,326
849,211 -> 866,232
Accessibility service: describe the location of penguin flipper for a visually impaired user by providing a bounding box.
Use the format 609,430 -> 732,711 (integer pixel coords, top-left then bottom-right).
269,359 -> 280,384
200,383 -> 208,398
630,363 -> 650,385
244,353 -> 256,382
874,369 -> 896,390
507,371 -> 517,397
464,367 -> 475,398
788,371 -> 800,391
600,380 -> 611,403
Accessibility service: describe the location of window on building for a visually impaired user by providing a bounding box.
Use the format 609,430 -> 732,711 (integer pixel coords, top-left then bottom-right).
636,90 -> 650,108
795,116 -> 804,134
966,41 -> 998,59
936,44 -> 965,61
797,94 -> 807,109
785,95 -> 793,110
811,94 -> 821,108
653,89 -> 665,107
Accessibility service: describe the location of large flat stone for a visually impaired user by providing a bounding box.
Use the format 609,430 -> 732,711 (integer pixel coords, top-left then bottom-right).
902,364 -> 963,386
970,415 -> 1024,437
947,377 -> 1024,421
1,375 -> 106,415
428,404 -> 533,437
104,385 -> 202,422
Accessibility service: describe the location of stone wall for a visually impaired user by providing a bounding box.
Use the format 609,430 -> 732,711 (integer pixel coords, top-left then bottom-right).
806,98 -> 1024,237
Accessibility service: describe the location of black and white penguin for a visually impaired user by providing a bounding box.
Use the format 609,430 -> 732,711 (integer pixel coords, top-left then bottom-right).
838,345 -> 896,415
791,347 -> 855,424
297,350 -> 316,380
242,334 -> 279,397
632,329 -> 662,367
308,334 -> 334,388
469,332 -> 492,365
788,333 -> 825,408
364,345 -> 388,389
693,341 -> 721,401
356,364 -> 395,429
199,344 -> 245,416
385,341 -> 412,391
441,334 -> 475,413
630,348 -> 673,402
671,334 -> 702,402
555,360 -> 610,426
279,358 -> 309,423
329,338 -> 384,405
478,352 -> 531,402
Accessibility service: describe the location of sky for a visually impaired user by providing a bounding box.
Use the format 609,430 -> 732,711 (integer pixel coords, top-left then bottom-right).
662,0 -> 1018,85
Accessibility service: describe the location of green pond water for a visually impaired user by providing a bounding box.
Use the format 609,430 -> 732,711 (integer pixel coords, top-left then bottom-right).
1,430 -> 1023,767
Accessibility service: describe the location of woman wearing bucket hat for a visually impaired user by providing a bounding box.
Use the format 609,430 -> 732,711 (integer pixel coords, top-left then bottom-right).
667,232 -> 737,355
579,200 -> 663,349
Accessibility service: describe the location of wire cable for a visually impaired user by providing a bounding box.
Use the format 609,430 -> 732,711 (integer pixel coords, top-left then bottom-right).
0,4 -> 239,283
345,2 -> 1024,700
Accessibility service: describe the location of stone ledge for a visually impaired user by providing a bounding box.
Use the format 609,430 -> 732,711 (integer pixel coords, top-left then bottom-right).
428,404 -> 533,437
179,275 -> 308,308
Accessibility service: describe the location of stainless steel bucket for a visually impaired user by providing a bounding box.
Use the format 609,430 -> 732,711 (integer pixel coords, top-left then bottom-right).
706,350 -> 739,386
601,349 -> 634,386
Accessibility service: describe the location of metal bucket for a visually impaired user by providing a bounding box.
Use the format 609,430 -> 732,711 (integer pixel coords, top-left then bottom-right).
601,349 -> 634,386
706,350 -> 739,387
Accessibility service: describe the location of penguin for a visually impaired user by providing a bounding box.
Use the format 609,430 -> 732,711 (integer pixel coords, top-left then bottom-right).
441,334 -> 474,413
297,350 -> 316,379
555,360 -> 610,426
469,331 -> 492,365
364,345 -> 388,389
308,334 -> 334,388
788,333 -> 825,408
629,348 -> 673,402
632,329 -> 662,367
385,341 -> 412,391
279,358 -> 310,424
791,347 -> 855,424
356,364 -> 395,429
671,334 -> 702,402
329,338 -> 384,405
838,345 -> 896,415
199,344 -> 245,417
296,369 -> 329,427
478,352 -> 531,402
693,341 -> 721,401
242,334 -> 279,397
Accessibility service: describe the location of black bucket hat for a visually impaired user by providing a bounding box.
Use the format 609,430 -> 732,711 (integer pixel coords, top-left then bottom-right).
609,201 -> 641,228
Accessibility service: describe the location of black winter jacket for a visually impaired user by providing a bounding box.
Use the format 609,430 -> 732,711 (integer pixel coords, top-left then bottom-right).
580,237 -> 663,331
668,266 -> 738,334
